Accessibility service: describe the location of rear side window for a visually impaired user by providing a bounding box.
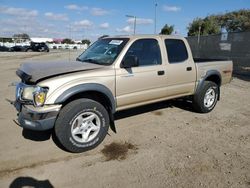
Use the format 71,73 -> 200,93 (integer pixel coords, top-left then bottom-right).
165,39 -> 188,63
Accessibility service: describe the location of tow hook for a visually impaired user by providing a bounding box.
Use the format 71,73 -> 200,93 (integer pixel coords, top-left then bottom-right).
13,119 -> 20,126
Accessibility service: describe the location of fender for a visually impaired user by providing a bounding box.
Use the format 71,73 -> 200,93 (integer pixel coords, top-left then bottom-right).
55,83 -> 116,113
195,70 -> 222,99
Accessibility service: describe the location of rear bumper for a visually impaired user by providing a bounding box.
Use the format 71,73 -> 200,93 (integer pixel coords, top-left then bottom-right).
16,104 -> 61,131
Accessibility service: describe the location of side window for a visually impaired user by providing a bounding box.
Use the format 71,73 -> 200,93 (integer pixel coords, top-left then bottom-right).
165,39 -> 188,63
124,39 -> 162,66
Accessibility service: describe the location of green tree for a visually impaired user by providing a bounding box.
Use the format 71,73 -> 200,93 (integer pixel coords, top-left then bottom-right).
218,9 -> 250,32
62,38 -> 74,44
0,37 -> 13,43
12,33 -> 30,42
187,17 -> 220,36
13,33 -> 30,40
81,39 -> 91,45
160,24 -> 174,35
187,9 -> 250,36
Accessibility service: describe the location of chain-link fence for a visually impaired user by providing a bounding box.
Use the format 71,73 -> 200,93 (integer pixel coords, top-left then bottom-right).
186,31 -> 250,80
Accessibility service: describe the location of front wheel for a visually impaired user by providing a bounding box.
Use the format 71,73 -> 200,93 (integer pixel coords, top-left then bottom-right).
26,49 -> 33,52
54,99 -> 109,153
193,81 -> 219,113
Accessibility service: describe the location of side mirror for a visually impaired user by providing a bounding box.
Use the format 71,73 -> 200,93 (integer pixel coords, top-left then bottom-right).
121,55 -> 139,68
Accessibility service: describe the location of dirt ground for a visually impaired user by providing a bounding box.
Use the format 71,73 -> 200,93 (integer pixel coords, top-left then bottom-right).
0,51 -> 249,188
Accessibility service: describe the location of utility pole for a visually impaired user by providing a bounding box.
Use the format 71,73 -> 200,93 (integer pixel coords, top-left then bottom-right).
198,25 -> 201,44
154,1 -> 158,34
126,15 -> 136,34
197,25 -> 201,58
134,16 -> 136,35
68,24 -> 71,62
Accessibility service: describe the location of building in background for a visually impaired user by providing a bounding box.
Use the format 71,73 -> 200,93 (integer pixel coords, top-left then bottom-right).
30,38 -> 53,43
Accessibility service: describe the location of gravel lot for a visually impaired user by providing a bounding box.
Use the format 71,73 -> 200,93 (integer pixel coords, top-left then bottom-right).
0,51 -> 249,188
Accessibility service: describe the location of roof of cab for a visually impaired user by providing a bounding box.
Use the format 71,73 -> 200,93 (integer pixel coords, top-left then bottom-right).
104,34 -> 185,40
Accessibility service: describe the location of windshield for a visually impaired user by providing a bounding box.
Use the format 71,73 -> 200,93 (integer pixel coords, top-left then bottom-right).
77,38 -> 129,65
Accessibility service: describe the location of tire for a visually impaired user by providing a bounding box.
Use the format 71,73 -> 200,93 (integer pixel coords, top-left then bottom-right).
26,49 -> 33,52
54,99 -> 110,153
193,81 -> 219,113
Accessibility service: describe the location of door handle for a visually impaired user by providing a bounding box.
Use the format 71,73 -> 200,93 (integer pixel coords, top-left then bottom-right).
186,67 -> 192,71
157,70 -> 165,76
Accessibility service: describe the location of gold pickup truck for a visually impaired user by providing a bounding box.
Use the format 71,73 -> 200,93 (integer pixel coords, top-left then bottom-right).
14,35 -> 233,152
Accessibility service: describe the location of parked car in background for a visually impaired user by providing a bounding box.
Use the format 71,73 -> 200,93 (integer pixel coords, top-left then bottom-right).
10,45 -> 29,52
10,42 -> 49,52
25,42 -> 49,52
0,46 -> 10,52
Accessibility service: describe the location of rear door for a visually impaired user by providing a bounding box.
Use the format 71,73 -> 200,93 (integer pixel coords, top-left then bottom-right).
116,38 -> 167,109
163,39 -> 196,96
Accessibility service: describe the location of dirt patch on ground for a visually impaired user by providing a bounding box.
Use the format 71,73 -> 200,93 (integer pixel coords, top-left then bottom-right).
101,142 -> 138,161
152,111 -> 163,116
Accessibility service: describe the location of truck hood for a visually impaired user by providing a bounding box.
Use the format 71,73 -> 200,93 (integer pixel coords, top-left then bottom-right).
16,60 -> 105,83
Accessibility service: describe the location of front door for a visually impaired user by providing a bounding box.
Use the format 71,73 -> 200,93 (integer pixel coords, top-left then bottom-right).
116,38 -> 167,109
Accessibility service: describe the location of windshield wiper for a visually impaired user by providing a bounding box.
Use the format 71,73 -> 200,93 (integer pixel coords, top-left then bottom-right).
76,57 -> 82,62
81,58 -> 102,65
76,57 -> 96,63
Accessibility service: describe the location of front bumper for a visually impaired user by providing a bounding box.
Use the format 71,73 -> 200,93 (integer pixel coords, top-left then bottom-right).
15,103 -> 62,131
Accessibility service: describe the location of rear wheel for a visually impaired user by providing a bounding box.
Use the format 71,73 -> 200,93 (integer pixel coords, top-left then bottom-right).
193,81 -> 219,113
54,99 -> 109,153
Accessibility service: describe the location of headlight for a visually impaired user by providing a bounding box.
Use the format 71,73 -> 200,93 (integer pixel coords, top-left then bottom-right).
22,87 -> 36,100
16,83 -> 48,107
33,87 -> 48,107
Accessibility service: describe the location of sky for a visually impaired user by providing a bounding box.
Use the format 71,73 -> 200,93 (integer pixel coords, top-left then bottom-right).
0,0 -> 249,41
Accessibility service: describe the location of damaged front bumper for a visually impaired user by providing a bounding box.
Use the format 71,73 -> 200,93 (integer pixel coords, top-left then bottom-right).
15,102 -> 61,131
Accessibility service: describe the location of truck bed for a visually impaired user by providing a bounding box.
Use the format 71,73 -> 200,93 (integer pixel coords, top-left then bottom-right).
195,59 -> 233,85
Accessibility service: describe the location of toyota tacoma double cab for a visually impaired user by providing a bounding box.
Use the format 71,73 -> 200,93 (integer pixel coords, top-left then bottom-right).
13,35 -> 233,153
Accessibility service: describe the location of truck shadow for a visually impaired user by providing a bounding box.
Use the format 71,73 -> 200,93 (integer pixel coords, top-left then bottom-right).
9,176 -> 54,188
233,74 -> 250,81
115,99 -> 194,120
22,129 -> 68,152
22,129 -> 52,141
